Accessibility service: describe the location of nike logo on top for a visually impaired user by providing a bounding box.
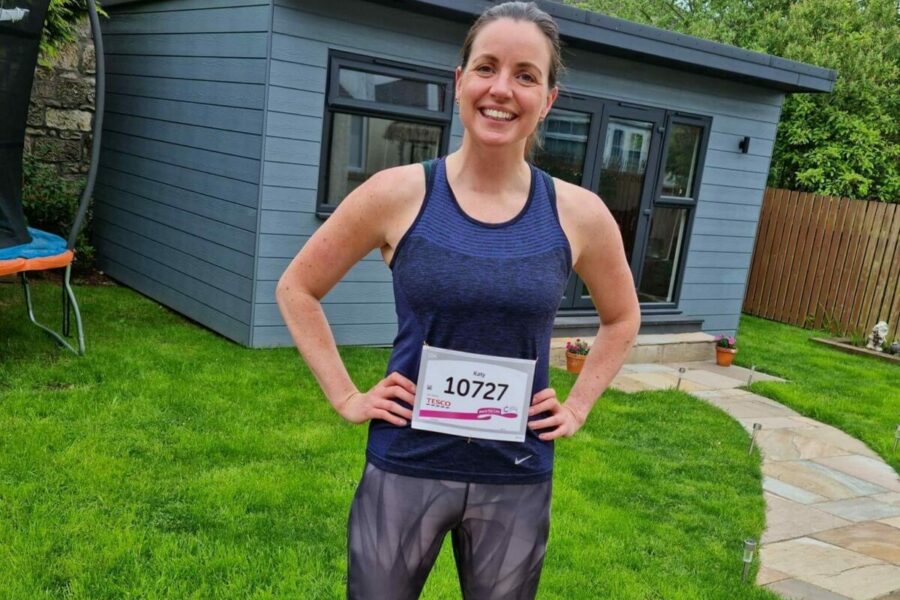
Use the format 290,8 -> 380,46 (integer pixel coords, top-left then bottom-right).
514,455 -> 532,466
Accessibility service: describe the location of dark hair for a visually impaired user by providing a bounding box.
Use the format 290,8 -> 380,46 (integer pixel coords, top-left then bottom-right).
458,1 -> 564,157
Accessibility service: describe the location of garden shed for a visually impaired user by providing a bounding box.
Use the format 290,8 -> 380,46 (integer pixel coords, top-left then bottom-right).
93,0 -> 835,347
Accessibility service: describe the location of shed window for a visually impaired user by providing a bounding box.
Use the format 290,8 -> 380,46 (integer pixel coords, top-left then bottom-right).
318,52 -> 454,216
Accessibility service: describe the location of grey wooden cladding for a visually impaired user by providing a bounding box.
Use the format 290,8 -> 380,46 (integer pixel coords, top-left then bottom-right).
103,6 -> 269,34
254,302 -> 398,327
96,0 -> 267,346
98,168 -> 257,231
106,74 -> 265,109
94,232 -> 252,321
98,253 -> 251,345
104,131 -> 260,183
101,150 -> 259,208
94,216 -> 254,300
105,55 -> 267,84
104,113 -> 262,159
256,256 -> 391,282
255,280 -> 396,305
104,32 -> 269,58
94,202 -> 255,275
253,323 -> 397,348
105,94 -> 263,135
109,0 -> 267,14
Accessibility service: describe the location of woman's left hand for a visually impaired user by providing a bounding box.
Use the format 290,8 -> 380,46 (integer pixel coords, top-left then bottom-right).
527,388 -> 587,441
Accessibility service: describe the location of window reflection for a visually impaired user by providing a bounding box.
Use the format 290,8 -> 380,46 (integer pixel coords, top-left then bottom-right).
338,68 -> 444,111
532,108 -> 589,185
661,124 -> 701,197
599,118 -> 653,262
638,206 -> 687,303
327,113 -> 440,205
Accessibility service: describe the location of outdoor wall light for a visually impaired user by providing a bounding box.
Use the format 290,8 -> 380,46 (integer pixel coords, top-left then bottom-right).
739,136 -> 751,153
749,423 -> 762,454
742,538 -> 757,582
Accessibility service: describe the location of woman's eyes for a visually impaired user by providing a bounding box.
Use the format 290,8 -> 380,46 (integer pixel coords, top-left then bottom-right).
474,65 -> 538,83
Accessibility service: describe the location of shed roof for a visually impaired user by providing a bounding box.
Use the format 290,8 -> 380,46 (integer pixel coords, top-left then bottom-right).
102,0 -> 836,93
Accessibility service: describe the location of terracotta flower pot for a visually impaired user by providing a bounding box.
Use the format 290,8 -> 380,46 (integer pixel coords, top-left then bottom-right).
566,351 -> 587,374
715,346 -> 737,366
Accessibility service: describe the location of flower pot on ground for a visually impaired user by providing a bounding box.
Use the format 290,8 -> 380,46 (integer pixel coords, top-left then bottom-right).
566,351 -> 587,374
714,335 -> 737,367
565,339 -> 590,374
715,346 -> 737,366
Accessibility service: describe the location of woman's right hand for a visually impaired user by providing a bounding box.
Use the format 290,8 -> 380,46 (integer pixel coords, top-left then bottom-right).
337,372 -> 416,426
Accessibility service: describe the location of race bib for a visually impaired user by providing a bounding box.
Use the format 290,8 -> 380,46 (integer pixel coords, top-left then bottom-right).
411,345 -> 536,443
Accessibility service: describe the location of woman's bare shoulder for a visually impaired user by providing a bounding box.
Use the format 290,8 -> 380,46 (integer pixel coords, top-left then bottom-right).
551,177 -> 620,266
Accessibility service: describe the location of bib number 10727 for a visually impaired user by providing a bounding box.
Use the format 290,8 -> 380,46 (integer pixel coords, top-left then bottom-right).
443,377 -> 508,401
412,345 -> 536,443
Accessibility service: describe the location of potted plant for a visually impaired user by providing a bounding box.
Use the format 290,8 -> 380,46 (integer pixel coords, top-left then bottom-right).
715,335 -> 737,366
565,339 -> 590,374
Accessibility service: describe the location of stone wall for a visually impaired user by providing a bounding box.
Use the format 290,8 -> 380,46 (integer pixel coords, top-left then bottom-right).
26,16 -> 96,179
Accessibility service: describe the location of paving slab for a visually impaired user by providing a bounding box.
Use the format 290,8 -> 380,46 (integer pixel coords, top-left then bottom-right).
760,537 -> 882,580
812,498 -> 900,523
665,360 -> 787,383
738,416 -> 822,433
763,493 -> 853,543
811,456 -> 900,493
619,363 -> 679,374
882,516 -> 900,530
710,399 -> 802,419
676,368 -> 747,389
812,522 -> 900,564
765,578 -> 853,600
618,371 -> 711,391
765,476 -> 830,504
873,493 -> 900,507
763,461 -> 888,500
757,565 -> 793,585
806,564 -> 900,600
755,429 -> 858,462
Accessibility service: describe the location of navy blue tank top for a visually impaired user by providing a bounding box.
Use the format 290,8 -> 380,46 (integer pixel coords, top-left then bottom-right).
366,156 -> 572,484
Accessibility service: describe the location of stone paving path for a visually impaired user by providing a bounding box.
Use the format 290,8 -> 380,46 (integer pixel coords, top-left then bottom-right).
608,361 -> 900,600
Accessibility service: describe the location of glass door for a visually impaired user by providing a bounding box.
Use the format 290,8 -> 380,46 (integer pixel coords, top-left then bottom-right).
533,96 -> 695,312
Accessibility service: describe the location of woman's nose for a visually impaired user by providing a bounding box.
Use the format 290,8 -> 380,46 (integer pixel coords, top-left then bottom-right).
489,74 -> 513,98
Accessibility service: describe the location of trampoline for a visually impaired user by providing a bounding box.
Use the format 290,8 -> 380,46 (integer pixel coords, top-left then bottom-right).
0,0 -> 104,354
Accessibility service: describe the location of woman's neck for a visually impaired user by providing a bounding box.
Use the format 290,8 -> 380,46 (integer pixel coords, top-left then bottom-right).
446,137 -> 531,196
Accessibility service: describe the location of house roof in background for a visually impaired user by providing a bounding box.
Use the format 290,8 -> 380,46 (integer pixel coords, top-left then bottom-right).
101,0 -> 836,93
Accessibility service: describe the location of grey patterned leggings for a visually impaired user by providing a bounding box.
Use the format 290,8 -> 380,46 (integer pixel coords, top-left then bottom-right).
347,463 -> 552,600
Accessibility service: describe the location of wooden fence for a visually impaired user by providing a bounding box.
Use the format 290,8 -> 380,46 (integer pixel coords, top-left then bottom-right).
743,188 -> 900,341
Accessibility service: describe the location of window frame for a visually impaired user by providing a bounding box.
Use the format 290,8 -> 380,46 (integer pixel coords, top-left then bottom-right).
316,50 -> 455,217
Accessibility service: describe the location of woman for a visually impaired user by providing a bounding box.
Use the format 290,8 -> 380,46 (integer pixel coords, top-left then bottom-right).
276,2 -> 640,598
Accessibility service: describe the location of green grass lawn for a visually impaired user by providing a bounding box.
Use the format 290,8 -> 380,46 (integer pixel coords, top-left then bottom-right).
0,281 -> 780,599
736,314 -> 899,473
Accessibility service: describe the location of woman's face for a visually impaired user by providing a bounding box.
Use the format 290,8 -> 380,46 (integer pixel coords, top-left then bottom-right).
455,18 -> 558,150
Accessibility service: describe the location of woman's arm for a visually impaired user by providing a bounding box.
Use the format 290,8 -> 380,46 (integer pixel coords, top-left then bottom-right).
529,181 -> 641,440
275,164 -> 423,424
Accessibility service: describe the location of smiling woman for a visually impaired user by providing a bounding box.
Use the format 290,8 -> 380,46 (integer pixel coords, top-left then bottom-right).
275,2 -> 641,598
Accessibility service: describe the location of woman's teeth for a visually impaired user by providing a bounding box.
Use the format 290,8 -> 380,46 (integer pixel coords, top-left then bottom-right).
481,108 -> 515,121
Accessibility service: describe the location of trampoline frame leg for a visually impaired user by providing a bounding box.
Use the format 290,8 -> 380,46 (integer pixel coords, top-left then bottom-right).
20,264 -> 85,355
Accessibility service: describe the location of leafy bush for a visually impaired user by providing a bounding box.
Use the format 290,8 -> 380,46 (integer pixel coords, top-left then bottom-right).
41,0 -> 106,66
570,0 -> 899,202
21,154 -> 95,268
